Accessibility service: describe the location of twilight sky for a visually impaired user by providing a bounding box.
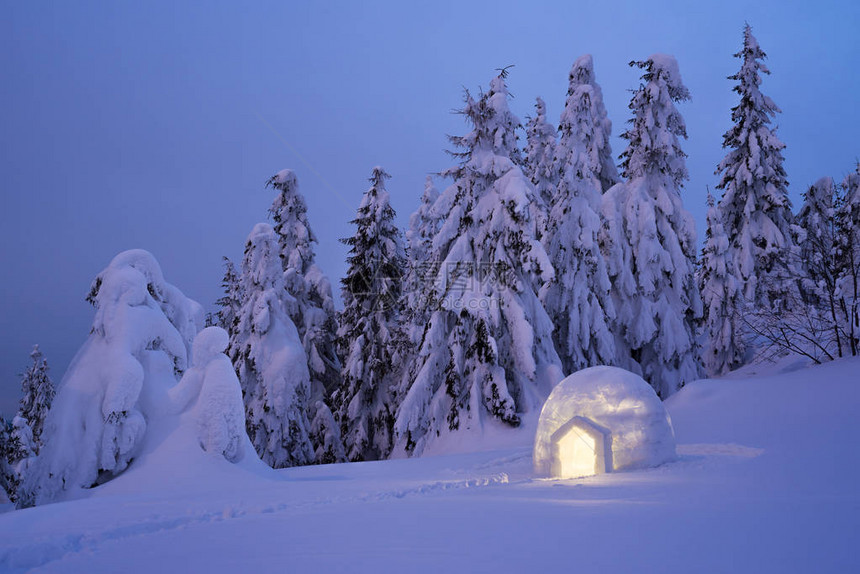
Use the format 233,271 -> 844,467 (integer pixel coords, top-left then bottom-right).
1,1 -> 857,415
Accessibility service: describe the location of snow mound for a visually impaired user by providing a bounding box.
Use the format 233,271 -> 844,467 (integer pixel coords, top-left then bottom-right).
534,366 -> 676,477
20,251 -> 262,506
173,327 -> 247,463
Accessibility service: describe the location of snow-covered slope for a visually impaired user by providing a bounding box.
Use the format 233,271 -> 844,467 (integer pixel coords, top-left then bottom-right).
2,358 -> 858,573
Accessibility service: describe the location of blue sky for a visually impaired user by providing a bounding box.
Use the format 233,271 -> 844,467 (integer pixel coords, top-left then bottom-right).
1,1 -> 857,414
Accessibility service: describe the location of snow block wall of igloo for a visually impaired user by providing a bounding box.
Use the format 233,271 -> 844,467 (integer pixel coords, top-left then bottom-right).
534,366 -> 676,478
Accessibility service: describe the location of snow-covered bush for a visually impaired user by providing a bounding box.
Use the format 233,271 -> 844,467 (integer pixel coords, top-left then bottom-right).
748,175 -> 856,364
22,250 -> 203,505
836,165 -> 860,355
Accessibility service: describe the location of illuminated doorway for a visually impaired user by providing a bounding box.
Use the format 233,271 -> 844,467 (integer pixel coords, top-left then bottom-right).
549,416 -> 612,478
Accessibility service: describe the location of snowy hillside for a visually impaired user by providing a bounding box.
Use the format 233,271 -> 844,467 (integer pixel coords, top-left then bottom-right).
1,357 -> 857,573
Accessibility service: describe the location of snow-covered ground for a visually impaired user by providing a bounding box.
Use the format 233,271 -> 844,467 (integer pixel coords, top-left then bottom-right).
2,357 -> 858,573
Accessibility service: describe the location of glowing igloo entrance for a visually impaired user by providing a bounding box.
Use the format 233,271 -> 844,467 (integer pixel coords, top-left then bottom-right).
550,416 -> 612,478
534,366 -> 676,479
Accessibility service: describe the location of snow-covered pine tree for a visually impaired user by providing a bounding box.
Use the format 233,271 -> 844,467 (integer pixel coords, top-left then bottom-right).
796,178 -> 838,305
602,54 -> 702,397
523,97 -> 556,239
0,417 -> 17,501
557,55 -> 619,195
393,70 -> 561,456
0,345 -> 57,502
700,191 -> 744,376
334,167 -> 406,461
215,257 -> 242,342
402,176 -> 442,345
540,55 -> 618,375
15,345 -> 54,450
266,169 -> 344,464
406,176 -> 441,266
836,164 -> 860,355
716,24 -> 794,311
233,223 -> 314,468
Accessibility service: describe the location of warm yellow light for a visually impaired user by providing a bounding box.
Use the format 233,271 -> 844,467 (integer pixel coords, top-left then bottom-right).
556,425 -> 597,478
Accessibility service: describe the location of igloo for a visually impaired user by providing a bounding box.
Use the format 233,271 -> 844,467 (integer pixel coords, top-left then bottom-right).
534,366 -> 676,479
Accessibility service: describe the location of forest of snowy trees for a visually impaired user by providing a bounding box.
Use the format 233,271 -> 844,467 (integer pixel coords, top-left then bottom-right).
3,25 -> 858,506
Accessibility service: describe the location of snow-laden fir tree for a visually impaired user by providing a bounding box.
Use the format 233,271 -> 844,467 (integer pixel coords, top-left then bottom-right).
215,257 -> 242,342
394,176 -> 443,428
15,345 -> 55,449
716,24 -> 794,311
334,167 -> 406,461
406,176 -> 441,266
556,55 -> 619,195
836,165 -> 860,355
796,177 -> 838,306
0,418 -> 18,501
402,175 -> 442,342
540,55 -> 617,375
266,170 -> 344,463
523,97 -> 556,238
602,55 -> 702,397
0,413 -> 36,503
700,191 -> 744,376
394,70 -> 562,456
232,223 -> 314,468
0,345 -> 56,502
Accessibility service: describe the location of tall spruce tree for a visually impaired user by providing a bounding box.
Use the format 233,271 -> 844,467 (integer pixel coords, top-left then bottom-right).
216,257 -> 242,342
557,55 -> 619,195
0,418 -> 18,501
700,192 -> 744,375
15,345 -> 54,448
334,167 -> 406,461
1,345 -> 56,502
266,170 -> 344,463
796,177 -> 838,305
603,54 -> 702,397
541,54 -> 617,375
524,97 -> 557,239
394,71 -> 561,456
716,25 -> 794,311
402,176 -> 442,342
233,223 -> 314,468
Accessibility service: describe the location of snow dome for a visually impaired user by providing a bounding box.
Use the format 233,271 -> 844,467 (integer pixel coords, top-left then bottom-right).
534,366 -> 676,479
